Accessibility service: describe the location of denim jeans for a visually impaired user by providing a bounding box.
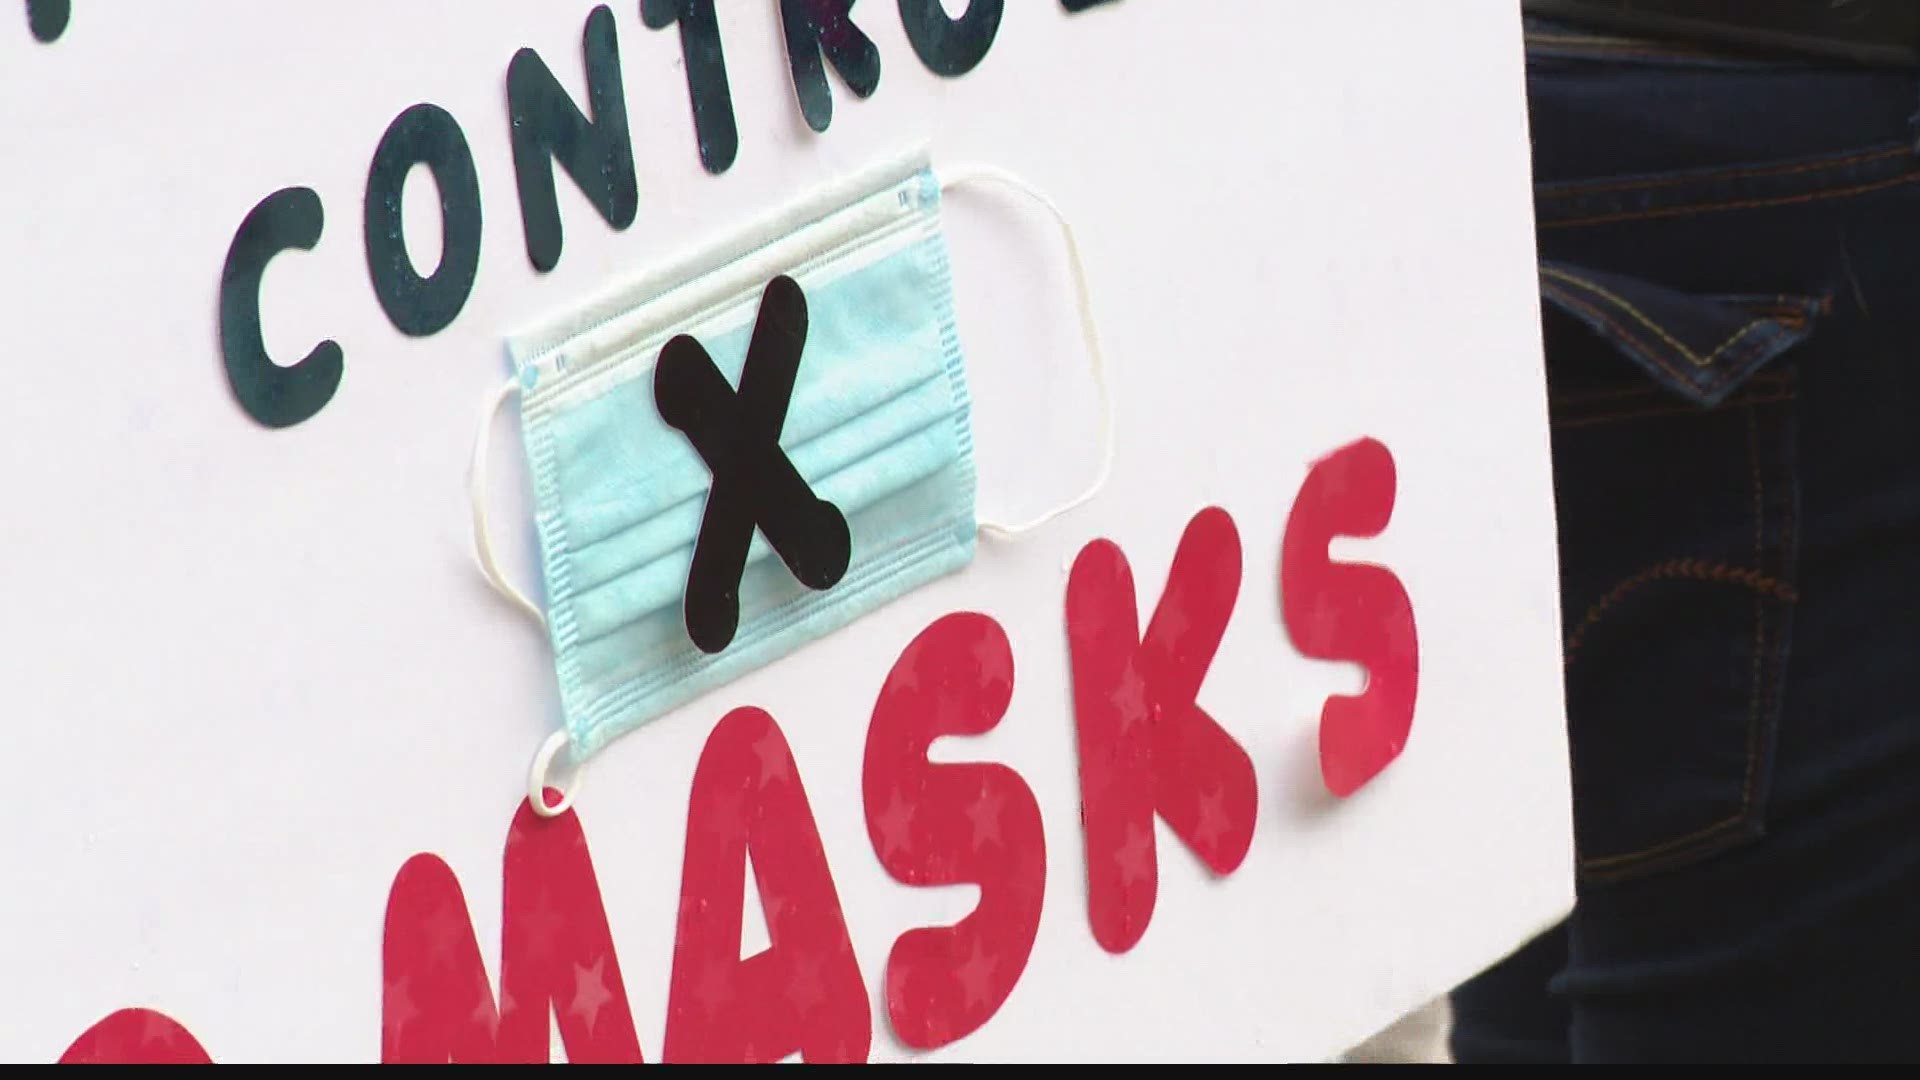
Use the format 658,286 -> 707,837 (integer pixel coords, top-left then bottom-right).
1449,21 -> 1920,1064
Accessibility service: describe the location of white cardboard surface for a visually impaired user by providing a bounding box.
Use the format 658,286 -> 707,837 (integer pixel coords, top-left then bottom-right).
0,0 -> 1570,1063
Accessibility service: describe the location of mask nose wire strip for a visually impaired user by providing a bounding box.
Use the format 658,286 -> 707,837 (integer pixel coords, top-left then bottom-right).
939,163 -> 1115,540
469,375 -> 549,629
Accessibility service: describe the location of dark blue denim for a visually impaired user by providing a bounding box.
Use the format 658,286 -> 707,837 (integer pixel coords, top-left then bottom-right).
1450,20 -> 1920,1064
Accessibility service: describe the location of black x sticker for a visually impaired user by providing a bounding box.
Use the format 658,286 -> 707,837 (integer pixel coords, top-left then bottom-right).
655,275 -> 852,654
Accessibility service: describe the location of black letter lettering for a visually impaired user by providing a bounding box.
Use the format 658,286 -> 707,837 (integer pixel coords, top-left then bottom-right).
508,3 -> 638,273
642,0 -> 739,176
898,0 -> 1001,77
27,0 -> 67,42
364,103 -> 483,338
218,188 -> 342,429
778,0 -> 880,134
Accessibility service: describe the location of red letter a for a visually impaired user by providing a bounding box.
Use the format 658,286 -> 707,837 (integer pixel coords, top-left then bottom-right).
665,707 -> 870,1064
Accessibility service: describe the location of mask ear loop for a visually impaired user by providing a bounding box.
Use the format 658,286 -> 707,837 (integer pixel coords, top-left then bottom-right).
468,375 -> 586,818
470,376 -> 549,627
938,163 -> 1115,540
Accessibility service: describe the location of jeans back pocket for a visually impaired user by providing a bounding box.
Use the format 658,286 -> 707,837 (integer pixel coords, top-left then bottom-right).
1547,303 -> 1804,885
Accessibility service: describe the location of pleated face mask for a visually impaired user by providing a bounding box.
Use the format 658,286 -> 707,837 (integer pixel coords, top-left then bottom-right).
471,150 -> 1109,813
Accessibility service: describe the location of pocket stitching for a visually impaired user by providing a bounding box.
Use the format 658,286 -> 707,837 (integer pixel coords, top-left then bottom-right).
1540,146 -> 1909,200
1561,558 -> 1797,670
1541,281 -> 1693,389
1551,369 -> 1793,408
1543,267 -> 1777,368
1541,281 -> 1774,395
1553,393 -> 1795,428
1572,399 -> 1797,882
1542,169 -> 1920,230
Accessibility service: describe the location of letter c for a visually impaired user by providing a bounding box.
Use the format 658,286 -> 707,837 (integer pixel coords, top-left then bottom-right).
218,187 -> 343,429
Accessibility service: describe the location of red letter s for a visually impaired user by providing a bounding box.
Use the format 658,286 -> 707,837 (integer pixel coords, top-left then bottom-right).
1282,437 -> 1420,797
864,613 -> 1045,1050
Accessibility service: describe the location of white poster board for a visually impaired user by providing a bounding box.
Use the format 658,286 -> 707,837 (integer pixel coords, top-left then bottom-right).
0,0 -> 1571,1064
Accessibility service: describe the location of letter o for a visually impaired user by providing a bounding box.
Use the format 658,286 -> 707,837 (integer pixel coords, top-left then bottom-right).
364,103 -> 484,338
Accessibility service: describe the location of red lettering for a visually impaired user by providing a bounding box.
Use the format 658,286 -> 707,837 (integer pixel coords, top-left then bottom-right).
664,708 -> 869,1063
1282,437 -> 1420,797
1065,506 -> 1258,954
58,1009 -> 211,1064
381,796 -> 643,1063
864,612 -> 1046,1049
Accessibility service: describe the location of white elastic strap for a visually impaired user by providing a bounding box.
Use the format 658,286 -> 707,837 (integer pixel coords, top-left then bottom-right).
939,163 -> 1115,541
471,381 -> 583,817
528,730 -> 584,818
469,376 -> 548,628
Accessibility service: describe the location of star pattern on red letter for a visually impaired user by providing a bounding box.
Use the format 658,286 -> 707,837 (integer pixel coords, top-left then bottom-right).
385,975 -> 419,1045
1108,664 -> 1148,732
966,785 -> 1005,851
873,785 -> 915,861
954,937 -> 999,1011
752,726 -> 791,789
469,991 -> 503,1036
1193,786 -> 1231,851
570,957 -> 614,1035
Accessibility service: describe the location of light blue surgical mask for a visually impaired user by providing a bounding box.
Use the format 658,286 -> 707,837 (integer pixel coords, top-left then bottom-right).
470,151 -> 1110,814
